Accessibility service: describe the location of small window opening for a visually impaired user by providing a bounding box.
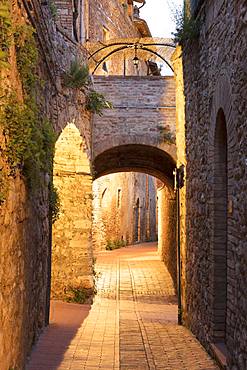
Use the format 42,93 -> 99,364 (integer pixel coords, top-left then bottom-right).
117,189 -> 122,208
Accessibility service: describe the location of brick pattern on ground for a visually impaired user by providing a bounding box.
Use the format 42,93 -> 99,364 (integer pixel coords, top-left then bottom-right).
27,243 -> 218,370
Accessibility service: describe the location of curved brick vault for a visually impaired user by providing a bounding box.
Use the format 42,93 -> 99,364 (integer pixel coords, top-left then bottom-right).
93,144 -> 175,184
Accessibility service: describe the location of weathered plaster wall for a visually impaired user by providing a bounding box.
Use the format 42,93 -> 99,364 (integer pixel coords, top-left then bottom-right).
180,1 -> 247,368
92,172 -> 157,251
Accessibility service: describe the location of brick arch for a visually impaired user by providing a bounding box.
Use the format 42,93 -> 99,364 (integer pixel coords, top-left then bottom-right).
93,144 -> 176,185
208,73 -> 237,346
93,134 -> 176,164
209,73 -> 235,146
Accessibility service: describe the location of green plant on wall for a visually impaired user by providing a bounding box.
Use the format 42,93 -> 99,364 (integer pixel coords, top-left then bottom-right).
49,183 -> 61,224
172,7 -> 199,45
49,0 -> 57,19
0,7 -> 60,219
0,169 -> 8,204
86,90 -> 113,116
65,286 -> 94,304
106,239 -> 126,250
63,59 -> 91,88
0,1 -> 12,69
63,59 -> 113,115
158,126 -> 176,145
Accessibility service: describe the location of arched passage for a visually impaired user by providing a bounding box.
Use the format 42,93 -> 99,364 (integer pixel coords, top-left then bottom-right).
93,144 -> 177,288
52,122 -> 93,300
93,144 -> 175,185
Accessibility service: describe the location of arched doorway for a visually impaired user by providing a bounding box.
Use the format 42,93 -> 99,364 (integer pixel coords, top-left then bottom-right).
213,108 -> 228,343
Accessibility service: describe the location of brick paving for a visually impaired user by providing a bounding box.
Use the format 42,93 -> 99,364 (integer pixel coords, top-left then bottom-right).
27,243 -> 218,370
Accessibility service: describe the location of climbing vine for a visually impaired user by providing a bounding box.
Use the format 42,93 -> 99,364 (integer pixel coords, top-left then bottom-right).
0,1 -> 12,69
0,3 -> 60,217
49,182 -> 61,224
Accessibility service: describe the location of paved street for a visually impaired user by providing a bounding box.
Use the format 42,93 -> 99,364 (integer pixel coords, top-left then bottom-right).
27,243 -> 218,370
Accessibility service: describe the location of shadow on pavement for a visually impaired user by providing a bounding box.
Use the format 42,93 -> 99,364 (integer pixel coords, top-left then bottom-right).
26,300 -> 91,370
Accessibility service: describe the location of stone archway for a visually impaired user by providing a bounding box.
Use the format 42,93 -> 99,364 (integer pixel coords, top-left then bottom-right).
93,144 -> 175,184
51,122 -> 93,300
93,143 -> 177,288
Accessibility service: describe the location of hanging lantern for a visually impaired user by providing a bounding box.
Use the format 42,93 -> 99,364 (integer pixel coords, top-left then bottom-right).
133,46 -> 139,68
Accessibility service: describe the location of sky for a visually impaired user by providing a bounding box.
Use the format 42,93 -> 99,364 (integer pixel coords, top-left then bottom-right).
138,0 -> 183,74
140,0 -> 184,38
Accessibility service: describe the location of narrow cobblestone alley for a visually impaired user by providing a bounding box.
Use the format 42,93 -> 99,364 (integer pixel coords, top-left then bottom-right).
27,243 -> 218,370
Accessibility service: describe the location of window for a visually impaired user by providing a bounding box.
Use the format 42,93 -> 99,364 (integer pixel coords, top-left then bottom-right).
100,188 -> 107,207
117,189 -> 122,208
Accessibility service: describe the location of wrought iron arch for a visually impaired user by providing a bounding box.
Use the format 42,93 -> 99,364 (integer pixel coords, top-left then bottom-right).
87,39 -> 176,74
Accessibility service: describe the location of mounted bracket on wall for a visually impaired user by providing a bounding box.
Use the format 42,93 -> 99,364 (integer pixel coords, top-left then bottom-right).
173,164 -> 185,191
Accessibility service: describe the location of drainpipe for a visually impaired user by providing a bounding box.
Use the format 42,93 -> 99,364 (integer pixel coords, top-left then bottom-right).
174,165 -> 185,325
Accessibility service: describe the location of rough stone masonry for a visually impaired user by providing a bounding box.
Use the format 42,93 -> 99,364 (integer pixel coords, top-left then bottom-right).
176,1 -> 247,368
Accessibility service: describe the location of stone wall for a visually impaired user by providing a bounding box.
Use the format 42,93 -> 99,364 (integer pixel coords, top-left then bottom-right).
88,0 -> 143,75
54,0 -> 140,42
0,170 -> 50,370
54,0 -> 147,75
92,76 -> 176,160
0,1 -> 92,368
92,172 -> 157,251
157,184 -> 177,290
172,46 -> 187,316
0,3 -> 51,368
34,2 -> 93,303
180,1 -> 247,368
52,123 -> 93,299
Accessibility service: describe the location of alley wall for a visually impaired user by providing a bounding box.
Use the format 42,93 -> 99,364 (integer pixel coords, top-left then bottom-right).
93,172 -> 157,251
0,1 -> 92,368
176,1 -> 247,368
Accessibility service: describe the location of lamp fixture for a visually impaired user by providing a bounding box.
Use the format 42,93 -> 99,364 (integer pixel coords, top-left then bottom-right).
133,46 -> 139,68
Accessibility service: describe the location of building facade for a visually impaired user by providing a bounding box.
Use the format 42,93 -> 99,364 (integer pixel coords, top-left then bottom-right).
93,172 -> 157,251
